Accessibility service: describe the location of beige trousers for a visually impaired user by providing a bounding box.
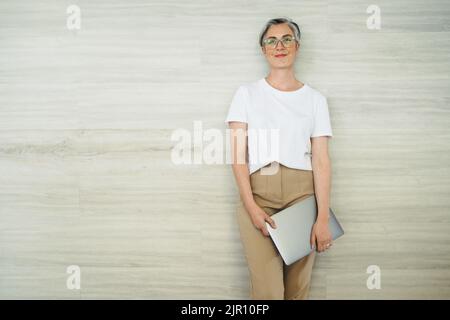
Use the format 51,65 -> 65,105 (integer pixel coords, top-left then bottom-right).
236,161 -> 317,300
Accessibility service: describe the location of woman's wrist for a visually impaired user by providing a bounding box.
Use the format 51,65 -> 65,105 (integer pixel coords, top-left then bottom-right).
316,211 -> 329,224
245,200 -> 259,212
243,196 -> 257,211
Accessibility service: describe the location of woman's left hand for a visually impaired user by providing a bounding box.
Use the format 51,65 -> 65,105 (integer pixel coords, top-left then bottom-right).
310,220 -> 333,252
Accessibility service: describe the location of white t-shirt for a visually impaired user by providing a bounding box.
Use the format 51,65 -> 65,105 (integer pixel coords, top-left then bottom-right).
225,77 -> 333,175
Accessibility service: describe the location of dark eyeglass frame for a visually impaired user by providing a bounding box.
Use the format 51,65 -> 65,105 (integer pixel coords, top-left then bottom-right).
262,35 -> 298,48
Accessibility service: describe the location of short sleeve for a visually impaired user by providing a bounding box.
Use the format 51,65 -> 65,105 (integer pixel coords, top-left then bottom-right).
311,95 -> 333,138
224,86 -> 248,124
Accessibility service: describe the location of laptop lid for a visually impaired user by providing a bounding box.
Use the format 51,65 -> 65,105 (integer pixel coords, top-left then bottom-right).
266,194 -> 344,265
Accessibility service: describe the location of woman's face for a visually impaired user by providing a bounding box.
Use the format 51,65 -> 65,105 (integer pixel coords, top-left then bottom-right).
261,23 -> 299,69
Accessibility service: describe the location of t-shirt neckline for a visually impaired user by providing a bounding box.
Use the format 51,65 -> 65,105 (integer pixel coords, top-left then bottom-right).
261,77 -> 308,94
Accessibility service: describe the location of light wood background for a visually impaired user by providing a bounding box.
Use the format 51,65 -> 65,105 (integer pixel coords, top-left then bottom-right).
1,0 -> 449,299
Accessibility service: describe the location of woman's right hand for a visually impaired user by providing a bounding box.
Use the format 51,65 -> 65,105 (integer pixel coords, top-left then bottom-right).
247,203 -> 276,237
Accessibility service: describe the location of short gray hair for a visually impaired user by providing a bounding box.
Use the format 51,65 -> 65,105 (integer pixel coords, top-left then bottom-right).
258,17 -> 301,47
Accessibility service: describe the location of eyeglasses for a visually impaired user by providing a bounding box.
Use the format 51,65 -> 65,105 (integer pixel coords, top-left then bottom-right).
262,35 -> 298,49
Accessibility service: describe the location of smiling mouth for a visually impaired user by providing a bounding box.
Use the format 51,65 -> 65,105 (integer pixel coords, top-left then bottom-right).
274,54 -> 287,58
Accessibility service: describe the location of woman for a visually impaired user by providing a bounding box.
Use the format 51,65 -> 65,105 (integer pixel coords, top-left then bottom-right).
225,17 -> 334,300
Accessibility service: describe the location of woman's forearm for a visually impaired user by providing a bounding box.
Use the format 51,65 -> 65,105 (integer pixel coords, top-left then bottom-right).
311,157 -> 332,223
232,163 -> 256,210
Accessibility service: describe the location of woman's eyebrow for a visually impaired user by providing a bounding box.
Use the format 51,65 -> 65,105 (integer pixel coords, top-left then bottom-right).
266,34 -> 294,39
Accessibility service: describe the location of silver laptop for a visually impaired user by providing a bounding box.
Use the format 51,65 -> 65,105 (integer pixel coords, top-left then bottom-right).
266,194 -> 344,265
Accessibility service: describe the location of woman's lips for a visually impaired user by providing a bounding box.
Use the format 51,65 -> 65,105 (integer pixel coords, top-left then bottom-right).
274,54 -> 287,58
